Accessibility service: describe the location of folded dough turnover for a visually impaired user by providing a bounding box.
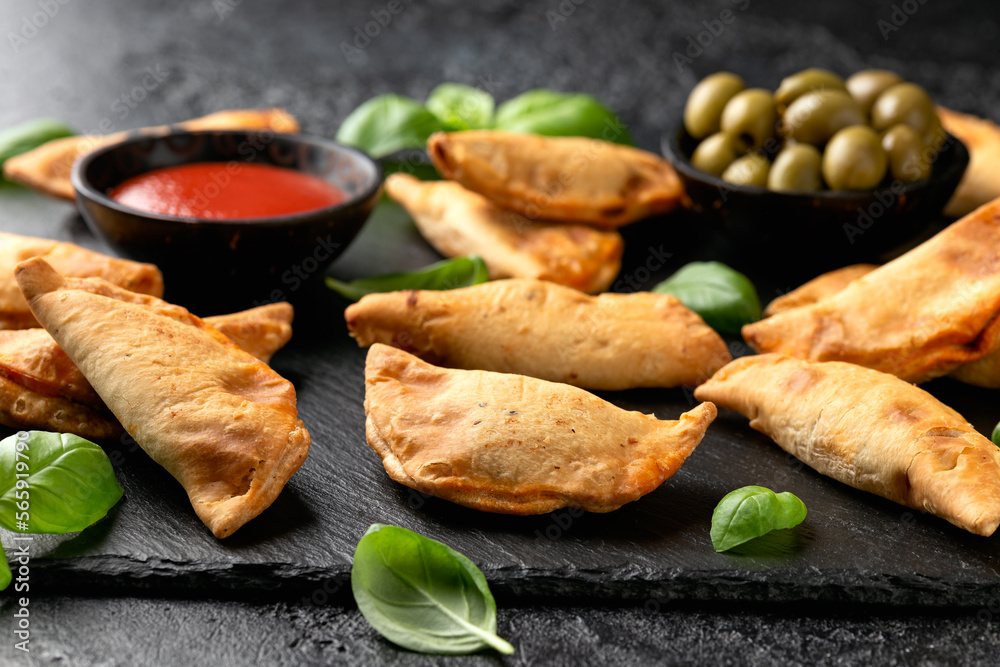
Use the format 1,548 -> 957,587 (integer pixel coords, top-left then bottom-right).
16,259 -> 309,538
427,130 -> 684,227
0,303 -> 294,441
743,198 -> 1000,383
347,279 -> 730,389
763,264 -> 877,317
3,108 -> 299,200
364,344 -> 716,514
695,354 -> 1000,536
385,173 -> 623,294
763,263 -> 1000,388
939,106 -> 1000,218
0,232 -> 163,330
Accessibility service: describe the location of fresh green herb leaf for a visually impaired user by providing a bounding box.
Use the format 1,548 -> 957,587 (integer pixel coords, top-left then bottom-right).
426,83 -> 495,131
653,261 -> 762,335
381,159 -> 442,182
0,118 -> 75,177
336,95 -> 450,159
0,431 -> 123,534
351,523 -> 515,655
711,485 -> 807,552
992,421 -> 1000,447
0,554 -> 10,591
327,255 -> 489,301
494,90 -> 633,145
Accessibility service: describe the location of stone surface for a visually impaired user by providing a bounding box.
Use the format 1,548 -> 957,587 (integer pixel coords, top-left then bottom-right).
2,0 -> 1000,662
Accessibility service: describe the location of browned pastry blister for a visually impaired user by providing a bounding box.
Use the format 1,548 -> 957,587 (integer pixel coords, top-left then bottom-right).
938,106 -> 1000,218
15,258 -> 308,538
742,198 -> 1000,383
385,173 -> 624,294
346,278 -> 730,390
2,108 -> 299,201
0,232 -> 163,330
427,130 -> 684,228
695,354 -> 1000,536
363,344 -> 716,514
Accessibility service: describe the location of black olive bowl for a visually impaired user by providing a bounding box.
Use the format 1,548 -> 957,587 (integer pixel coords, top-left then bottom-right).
661,122 -> 969,275
72,130 -> 382,311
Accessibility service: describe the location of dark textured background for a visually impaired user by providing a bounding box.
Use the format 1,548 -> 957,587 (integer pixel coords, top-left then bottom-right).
3,0 -> 1000,664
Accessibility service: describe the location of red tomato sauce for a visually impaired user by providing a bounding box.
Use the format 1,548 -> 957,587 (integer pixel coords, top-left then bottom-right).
108,162 -> 346,219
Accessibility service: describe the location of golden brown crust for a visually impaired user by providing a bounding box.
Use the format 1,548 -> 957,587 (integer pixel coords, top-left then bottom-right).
2,108 -> 300,201
346,279 -> 730,390
742,198 -> 1000,383
427,131 -> 684,227
0,374 -> 123,442
938,106 -> 1000,218
763,264 -> 878,317
364,344 -> 715,514
385,174 -> 623,294
15,259 -> 309,538
0,232 -> 163,330
694,354 -> 1000,536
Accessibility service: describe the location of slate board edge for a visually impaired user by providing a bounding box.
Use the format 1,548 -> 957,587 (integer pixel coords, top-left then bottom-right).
25,556 -> 998,609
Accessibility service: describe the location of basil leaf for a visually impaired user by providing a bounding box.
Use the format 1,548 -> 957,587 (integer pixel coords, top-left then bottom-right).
711,485 -> 807,553
336,95 -> 449,158
381,159 -> 442,182
0,118 -> 75,177
992,421 -> 1000,447
653,261 -> 762,335
494,90 -> 633,145
0,553 -> 9,591
351,524 -> 515,655
426,83 -> 495,131
327,255 -> 489,301
0,431 -> 123,534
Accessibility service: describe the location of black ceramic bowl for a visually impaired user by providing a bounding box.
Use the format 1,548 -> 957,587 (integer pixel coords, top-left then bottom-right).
661,122 -> 969,274
72,129 -> 382,310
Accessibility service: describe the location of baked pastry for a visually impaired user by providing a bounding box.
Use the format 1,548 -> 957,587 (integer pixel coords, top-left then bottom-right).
0,303 -> 294,441
364,343 -> 716,514
16,259 -> 310,538
695,354 -> 1000,536
385,173 -> 623,294
0,232 -> 163,329
427,130 -> 684,227
742,198 -> 1000,383
938,106 -> 1000,218
763,264 -> 877,317
762,263 -> 1000,388
347,278 -> 730,389
3,108 -> 299,200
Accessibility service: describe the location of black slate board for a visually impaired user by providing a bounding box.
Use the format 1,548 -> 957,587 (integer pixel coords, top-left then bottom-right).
3,193 -> 1000,611
3,7 -> 1000,660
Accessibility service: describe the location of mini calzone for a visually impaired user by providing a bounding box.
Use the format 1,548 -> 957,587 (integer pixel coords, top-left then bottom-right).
427,130 -> 685,227
695,354 -> 1000,536
0,303 -> 294,440
742,198 -> 1000,383
938,106 -> 1000,218
0,232 -> 163,329
3,108 -> 300,201
16,259 -> 310,538
364,344 -> 716,514
385,174 -> 623,294
347,279 -> 730,389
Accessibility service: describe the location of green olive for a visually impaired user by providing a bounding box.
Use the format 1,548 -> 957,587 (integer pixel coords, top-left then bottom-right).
691,132 -> 738,176
870,82 -> 939,137
881,124 -> 930,182
845,69 -> 903,116
720,88 -> 776,152
822,125 -> 888,190
782,90 -> 866,146
768,144 -> 823,192
684,72 -> 746,140
774,68 -> 846,107
922,116 -> 948,151
721,152 -> 770,187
